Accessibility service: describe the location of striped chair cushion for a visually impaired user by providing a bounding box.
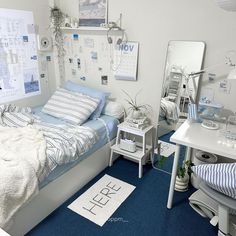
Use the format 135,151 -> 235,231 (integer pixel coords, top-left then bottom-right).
192,163 -> 236,199
42,88 -> 100,125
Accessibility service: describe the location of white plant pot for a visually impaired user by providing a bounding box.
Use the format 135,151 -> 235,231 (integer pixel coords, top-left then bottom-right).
175,174 -> 189,192
130,110 -> 142,119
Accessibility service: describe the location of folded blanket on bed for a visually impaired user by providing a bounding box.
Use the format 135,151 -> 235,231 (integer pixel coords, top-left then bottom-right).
0,126 -> 47,229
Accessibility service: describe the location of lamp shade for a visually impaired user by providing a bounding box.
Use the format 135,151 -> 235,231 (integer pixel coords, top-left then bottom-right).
227,67 -> 236,80
216,0 -> 236,11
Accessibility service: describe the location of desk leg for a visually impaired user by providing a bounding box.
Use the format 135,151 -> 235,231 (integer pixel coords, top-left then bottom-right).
167,144 -> 180,209
138,159 -> 143,178
185,146 -> 192,162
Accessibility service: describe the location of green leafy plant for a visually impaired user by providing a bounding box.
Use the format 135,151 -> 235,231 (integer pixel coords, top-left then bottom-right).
157,155 -> 168,168
177,160 -> 194,178
122,89 -> 152,115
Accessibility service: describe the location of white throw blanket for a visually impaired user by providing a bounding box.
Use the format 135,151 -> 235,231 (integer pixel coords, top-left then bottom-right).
0,126 -> 47,229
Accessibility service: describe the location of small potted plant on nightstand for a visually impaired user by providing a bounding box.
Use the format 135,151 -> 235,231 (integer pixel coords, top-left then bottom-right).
122,89 -> 152,119
175,160 -> 194,192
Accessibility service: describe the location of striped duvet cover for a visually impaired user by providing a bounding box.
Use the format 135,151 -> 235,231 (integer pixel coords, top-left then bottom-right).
0,104 -> 98,176
0,104 -> 98,229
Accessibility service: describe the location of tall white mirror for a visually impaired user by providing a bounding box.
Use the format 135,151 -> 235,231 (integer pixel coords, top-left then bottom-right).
158,41 -> 206,137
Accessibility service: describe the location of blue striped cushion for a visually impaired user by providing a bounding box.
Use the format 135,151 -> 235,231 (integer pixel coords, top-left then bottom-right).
192,163 -> 236,199
42,88 -> 100,125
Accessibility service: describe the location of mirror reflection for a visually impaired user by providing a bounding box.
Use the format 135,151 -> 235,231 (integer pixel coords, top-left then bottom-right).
158,41 -> 206,137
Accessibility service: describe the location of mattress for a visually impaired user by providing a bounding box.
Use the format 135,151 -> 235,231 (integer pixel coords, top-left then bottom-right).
32,107 -> 119,189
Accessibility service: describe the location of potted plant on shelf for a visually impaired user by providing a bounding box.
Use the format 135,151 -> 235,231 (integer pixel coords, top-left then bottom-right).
122,89 -> 152,119
175,160 -> 194,192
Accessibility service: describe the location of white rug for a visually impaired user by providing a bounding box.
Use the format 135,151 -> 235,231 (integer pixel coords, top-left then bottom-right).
68,174 -> 136,226
154,141 -> 176,157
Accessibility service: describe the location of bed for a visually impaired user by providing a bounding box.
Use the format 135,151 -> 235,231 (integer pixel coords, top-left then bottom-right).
0,83 -> 123,236
4,106 -> 119,236
158,98 -> 179,137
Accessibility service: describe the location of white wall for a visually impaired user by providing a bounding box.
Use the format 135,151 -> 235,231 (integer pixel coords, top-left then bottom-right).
0,0 -> 54,107
55,0 -> 236,125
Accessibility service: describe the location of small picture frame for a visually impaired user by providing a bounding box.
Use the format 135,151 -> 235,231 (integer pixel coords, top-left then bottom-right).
101,75 -> 108,85
79,0 -> 108,27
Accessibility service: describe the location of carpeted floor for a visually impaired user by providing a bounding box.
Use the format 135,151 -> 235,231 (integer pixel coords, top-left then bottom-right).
27,132 -> 217,236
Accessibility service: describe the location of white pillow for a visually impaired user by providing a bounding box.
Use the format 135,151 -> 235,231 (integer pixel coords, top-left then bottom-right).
42,88 -> 100,125
102,101 -> 124,119
192,163 -> 236,199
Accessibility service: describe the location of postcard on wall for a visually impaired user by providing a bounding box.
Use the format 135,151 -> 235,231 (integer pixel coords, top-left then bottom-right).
79,0 -> 107,27
114,42 -> 139,81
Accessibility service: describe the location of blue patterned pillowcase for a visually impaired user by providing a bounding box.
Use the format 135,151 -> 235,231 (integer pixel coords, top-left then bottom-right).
192,163 -> 236,199
42,88 -> 99,125
64,81 -> 110,119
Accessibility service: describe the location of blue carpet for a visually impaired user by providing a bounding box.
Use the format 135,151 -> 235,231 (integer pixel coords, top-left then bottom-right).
27,132 -> 217,236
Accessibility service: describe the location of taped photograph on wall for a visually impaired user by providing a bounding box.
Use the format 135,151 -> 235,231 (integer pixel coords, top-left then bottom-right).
79,0 -> 107,27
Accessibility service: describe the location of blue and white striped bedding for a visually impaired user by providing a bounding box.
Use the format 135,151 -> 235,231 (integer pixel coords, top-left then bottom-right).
33,121 -> 98,175
0,104 -> 119,188
39,114 -> 119,189
0,104 -> 33,127
33,106 -> 119,188
160,98 -> 179,124
192,163 -> 236,200
0,104 -> 98,177
0,104 -> 119,228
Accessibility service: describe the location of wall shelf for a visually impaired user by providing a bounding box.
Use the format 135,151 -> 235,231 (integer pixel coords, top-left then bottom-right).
60,26 -> 109,31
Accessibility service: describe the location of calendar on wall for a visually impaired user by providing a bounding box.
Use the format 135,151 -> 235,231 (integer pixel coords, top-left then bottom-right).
113,42 -> 139,81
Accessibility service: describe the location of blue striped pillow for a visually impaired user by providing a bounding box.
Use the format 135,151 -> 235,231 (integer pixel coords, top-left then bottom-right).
192,163 -> 236,199
42,88 -> 100,125
64,81 -> 110,119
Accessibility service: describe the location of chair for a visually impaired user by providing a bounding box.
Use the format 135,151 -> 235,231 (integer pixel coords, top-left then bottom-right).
199,182 -> 236,236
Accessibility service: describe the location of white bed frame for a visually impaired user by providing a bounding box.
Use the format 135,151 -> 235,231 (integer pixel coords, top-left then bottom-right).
8,139 -> 116,236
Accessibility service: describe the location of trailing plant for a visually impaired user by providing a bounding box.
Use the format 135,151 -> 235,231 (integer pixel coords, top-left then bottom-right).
50,6 -> 66,83
177,160 -> 194,178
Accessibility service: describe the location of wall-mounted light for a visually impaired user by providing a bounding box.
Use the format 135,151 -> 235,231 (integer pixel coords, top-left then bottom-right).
215,0 -> 236,11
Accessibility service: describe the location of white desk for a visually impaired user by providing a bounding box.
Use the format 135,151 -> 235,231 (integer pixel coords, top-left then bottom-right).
167,121 -> 236,209
0,228 -> 11,236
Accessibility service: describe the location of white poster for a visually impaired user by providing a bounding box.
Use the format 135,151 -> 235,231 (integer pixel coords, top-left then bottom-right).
113,42 -> 139,81
0,8 -> 40,103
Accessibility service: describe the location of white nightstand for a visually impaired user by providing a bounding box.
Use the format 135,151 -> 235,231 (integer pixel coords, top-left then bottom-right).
109,122 -> 154,178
